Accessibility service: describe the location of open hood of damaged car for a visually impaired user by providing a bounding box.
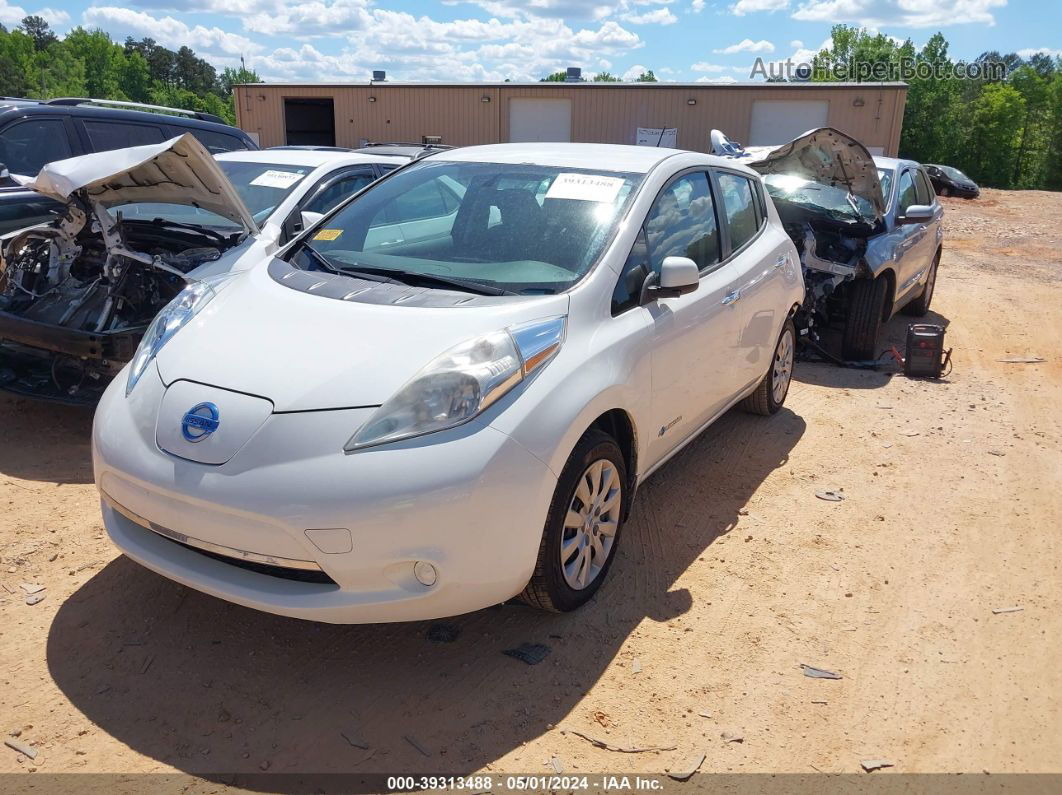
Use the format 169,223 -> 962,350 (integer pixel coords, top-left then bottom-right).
722,127 -> 885,225
13,133 -> 257,235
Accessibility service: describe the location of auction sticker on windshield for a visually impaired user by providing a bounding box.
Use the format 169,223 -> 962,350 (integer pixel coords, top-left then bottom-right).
250,170 -> 306,189
313,229 -> 343,241
545,173 -> 625,203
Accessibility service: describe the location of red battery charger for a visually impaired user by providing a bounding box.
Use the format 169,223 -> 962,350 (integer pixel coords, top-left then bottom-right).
904,324 -> 950,378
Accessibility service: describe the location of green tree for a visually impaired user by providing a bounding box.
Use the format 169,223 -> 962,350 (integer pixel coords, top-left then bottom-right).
218,65 -> 261,95
119,50 -> 153,103
540,71 -> 568,82
635,70 -> 658,82
64,28 -> 126,98
17,15 -> 57,51
592,71 -> 620,82
0,27 -> 35,96
961,82 -> 1026,187
900,33 -> 962,165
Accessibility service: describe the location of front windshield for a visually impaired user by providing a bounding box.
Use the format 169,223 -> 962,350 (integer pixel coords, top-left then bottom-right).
877,168 -> 893,205
762,173 -> 878,224
108,161 -> 311,228
291,160 -> 642,295
938,165 -> 970,182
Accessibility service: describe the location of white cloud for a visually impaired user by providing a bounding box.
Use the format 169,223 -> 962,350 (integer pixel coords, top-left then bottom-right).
621,7 -> 677,23
790,39 -> 803,48
713,38 -> 774,54
252,13 -> 643,83
440,0 -> 614,20
730,0 -> 789,14
691,0 -> 705,10
622,63 -> 651,80
243,0 -> 371,37
691,61 -> 730,72
1,0 -> 67,27
1016,47 -> 1062,59
82,7 -> 261,56
791,0 -> 1007,28
696,75 -> 737,82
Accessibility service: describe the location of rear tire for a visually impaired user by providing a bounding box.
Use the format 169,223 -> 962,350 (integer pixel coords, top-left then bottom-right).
901,252 -> 939,317
742,320 -> 795,416
841,277 -> 888,361
519,430 -> 627,612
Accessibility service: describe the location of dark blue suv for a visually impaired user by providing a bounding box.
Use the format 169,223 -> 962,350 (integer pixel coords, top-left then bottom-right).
0,97 -> 257,235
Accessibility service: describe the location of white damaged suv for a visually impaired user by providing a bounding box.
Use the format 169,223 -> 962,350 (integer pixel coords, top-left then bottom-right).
92,143 -> 804,622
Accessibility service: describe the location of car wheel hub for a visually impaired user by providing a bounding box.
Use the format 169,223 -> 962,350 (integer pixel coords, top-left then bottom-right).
772,328 -> 794,404
561,458 -> 621,590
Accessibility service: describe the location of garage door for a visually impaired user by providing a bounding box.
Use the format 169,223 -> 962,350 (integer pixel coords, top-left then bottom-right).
749,100 -> 829,146
509,98 -> 572,143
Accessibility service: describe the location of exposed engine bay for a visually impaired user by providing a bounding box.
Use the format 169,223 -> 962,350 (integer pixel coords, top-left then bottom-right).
0,133 -> 255,403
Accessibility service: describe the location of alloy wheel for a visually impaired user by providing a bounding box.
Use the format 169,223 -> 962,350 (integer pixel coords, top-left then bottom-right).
560,459 -> 622,590
772,327 -> 794,405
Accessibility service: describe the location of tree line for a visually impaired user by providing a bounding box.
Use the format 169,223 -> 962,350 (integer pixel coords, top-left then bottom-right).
0,16 -> 259,125
811,25 -> 1061,191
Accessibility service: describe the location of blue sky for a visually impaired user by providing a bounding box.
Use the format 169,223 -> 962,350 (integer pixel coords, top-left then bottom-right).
1,0 -> 1057,83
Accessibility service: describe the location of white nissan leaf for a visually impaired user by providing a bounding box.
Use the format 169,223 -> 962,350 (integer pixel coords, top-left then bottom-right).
92,143 -> 804,623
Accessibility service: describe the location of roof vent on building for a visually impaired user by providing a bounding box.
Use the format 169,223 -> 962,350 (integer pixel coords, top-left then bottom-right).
372,70 -> 387,82
565,67 -> 583,83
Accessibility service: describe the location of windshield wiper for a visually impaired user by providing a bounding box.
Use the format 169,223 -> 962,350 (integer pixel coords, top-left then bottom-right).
134,217 -> 230,244
334,264 -> 516,296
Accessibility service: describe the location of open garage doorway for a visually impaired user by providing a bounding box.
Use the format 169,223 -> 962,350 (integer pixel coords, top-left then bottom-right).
284,98 -> 336,146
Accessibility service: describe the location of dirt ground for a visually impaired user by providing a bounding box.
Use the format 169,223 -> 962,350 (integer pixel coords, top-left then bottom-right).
0,189 -> 1060,785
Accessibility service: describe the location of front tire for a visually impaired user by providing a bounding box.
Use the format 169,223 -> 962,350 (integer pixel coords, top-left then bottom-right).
742,320 -> 795,416
841,277 -> 888,360
520,429 -> 627,612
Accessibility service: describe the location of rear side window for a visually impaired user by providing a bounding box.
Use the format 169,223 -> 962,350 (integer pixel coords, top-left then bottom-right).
897,170 -> 918,214
188,128 -> 251,154
643,171 -> 720,273
716,172 -> 761,253
915,170 -> 933,205
0,118 -> 72,175
82,120 -> 165,152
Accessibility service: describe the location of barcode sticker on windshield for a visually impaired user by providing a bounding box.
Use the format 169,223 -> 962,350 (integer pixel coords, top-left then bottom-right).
545,173 -> 625,203
250,170 -> 305,189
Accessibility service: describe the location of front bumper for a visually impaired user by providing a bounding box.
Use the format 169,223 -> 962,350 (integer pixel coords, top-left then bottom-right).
92,366 -> 557,623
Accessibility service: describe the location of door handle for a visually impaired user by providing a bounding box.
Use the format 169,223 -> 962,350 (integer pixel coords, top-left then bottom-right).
721,289 -> 741,306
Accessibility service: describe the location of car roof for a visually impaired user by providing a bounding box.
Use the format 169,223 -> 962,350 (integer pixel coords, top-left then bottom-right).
433,143 -> 690,174
0,99 -> 251,139
215,149 -> 408,167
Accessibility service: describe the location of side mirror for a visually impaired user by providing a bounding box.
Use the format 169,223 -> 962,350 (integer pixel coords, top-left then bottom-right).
300,210 -> 324,231
645,256 -> 699,300
899,204 -> 933,225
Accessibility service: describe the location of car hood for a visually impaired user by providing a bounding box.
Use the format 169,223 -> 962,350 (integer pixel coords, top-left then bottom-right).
740,127 -> 886,225
155,261 -> 570,411
13,133 -> 257,235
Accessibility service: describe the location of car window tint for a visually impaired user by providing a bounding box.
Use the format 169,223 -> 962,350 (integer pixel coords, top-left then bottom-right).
82,120 -> 165,152
305,171 -> 375,215
612,229 -> 650,315
717,172 -> 760,252
389,180 -> 451,222
188,129 -> 250,154
915,170 -> 933,205
0,118 -> 72,175
644,171 -> 719,273
897,170 -> 917,214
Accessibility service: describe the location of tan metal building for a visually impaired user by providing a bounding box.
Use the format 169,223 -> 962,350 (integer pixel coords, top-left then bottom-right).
234,81 -> 907,156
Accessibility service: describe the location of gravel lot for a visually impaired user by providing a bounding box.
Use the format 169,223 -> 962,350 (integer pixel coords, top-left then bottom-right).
1,189 -> 1059,783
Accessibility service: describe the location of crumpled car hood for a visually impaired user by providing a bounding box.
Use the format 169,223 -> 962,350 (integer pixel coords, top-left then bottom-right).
13,133 -> 257,235
738,127 -> 885,224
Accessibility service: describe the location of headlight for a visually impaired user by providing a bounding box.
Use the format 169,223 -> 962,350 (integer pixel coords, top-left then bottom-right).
125,279 -> 222,395
345,315 -> 566,451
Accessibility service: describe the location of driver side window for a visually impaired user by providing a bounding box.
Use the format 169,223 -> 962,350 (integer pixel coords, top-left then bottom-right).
897,170 -> 918,215
644,172 -> 719,273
